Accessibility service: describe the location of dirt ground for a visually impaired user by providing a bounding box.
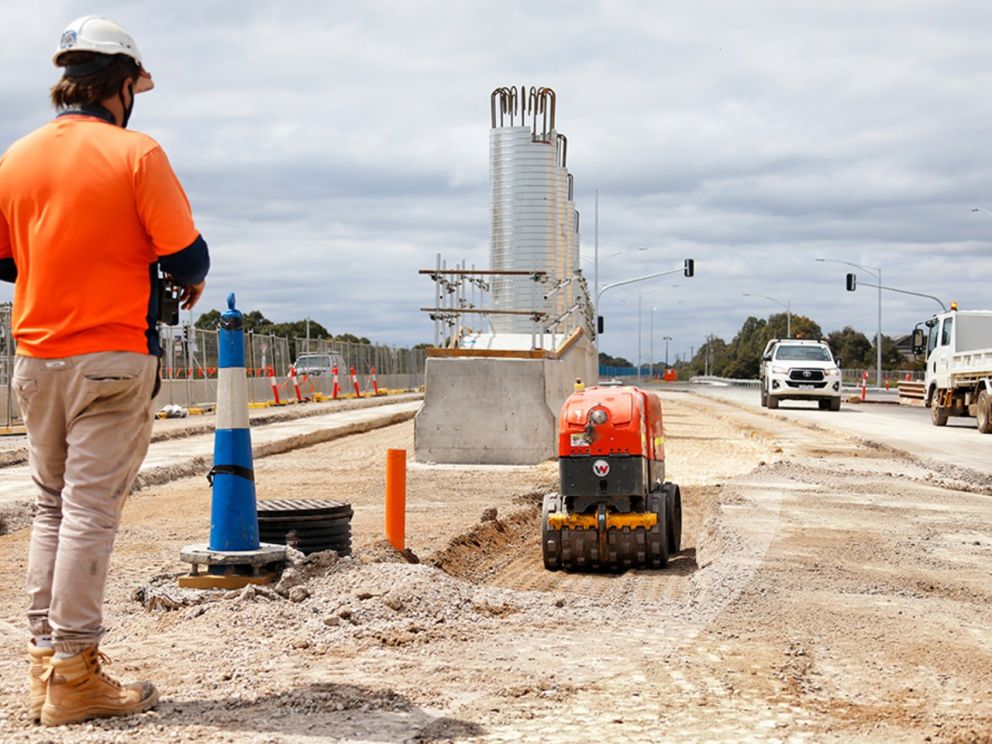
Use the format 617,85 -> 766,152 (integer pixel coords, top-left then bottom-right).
0,390 -> 990,742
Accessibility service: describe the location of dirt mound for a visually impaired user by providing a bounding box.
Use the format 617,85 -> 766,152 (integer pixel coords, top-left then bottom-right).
430,505 -> 540,582
0,502 -> 34,537
355,539 -> 421,565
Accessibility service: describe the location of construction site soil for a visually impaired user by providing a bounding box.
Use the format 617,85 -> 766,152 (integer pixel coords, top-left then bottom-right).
0,391 -> 990,742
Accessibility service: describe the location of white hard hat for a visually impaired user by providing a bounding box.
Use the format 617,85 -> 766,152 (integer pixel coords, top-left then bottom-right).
53,16 -> 153,93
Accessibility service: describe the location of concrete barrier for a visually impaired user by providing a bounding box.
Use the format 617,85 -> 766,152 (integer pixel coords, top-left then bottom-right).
414,331 -> 597,465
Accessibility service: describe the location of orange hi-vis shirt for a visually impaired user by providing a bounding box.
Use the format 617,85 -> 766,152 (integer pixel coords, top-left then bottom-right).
0,110 -> 203,357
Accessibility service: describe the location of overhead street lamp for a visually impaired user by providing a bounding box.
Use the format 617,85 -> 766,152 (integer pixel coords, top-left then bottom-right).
816,258 -> 882,388
583,246 -> 647,268
742,292 -> 792,338
844,273 -> 946,311
971,207 -> 992,219
597,259 -> 695,318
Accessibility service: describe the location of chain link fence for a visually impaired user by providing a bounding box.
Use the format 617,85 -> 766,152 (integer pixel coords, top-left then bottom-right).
157,325 -> 425,408
0,310 -> 427,423
0,303 -> 15,427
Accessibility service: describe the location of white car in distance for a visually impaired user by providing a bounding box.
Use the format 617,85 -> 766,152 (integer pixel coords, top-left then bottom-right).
760,339 -> 842,411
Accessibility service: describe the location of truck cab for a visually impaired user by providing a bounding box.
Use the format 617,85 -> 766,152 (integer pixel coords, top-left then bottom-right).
759,338 -> 842,411
912,307 -> 992,430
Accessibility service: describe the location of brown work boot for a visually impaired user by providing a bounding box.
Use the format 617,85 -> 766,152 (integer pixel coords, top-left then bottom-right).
28,641 -> 54,723
40,647 -> 158,727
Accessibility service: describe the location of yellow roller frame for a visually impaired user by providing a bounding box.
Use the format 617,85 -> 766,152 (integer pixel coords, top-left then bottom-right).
546,512 -> 657,531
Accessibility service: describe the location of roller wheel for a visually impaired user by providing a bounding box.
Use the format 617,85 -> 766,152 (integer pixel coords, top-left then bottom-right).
541,493 -> 562,571
931,394 -> 948,427
829,397 -> 841,412
646,491 -> 669,569
767,394 -> 779,410
978,391 -> 992,434
664,483 -> 682,554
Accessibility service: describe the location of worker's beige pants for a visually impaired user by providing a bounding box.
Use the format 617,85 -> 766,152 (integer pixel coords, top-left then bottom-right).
14,352 -> 156,655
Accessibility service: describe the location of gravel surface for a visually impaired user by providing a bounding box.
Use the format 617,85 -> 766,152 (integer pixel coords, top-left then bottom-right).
0,393 -> 990,741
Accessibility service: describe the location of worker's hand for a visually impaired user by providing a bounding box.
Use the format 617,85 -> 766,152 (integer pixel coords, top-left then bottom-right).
179,281 -> 205,310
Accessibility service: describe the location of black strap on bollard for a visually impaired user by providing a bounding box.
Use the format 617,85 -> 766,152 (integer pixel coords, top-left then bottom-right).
207,464 -> 255,487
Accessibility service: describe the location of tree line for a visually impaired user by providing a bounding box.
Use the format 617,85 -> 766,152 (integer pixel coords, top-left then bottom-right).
194,309 -> 371,358
599,312 -> 922,379
682,312 -> 920,378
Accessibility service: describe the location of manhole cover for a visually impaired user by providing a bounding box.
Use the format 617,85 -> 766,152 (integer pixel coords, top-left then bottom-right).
257,499 -> 353,556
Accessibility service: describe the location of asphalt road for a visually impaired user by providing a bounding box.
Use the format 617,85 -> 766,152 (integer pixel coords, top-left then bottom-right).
677,382 -> 992,477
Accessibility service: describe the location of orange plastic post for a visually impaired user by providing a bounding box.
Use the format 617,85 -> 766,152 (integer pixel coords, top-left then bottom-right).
385,449 -> 406,551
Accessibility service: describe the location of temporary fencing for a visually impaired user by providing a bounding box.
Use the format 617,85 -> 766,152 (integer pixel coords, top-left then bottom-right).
155,325 -> 426,410
0,306 -> 427,424
0,303 -> 17,429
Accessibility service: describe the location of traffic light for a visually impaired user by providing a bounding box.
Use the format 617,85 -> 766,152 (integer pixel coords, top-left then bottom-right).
846,273 -> 856,291
684,258 -> 695,278
597,315 -> 604,334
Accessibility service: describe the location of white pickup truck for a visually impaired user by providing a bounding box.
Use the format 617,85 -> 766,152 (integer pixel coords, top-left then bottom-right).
759,338 -> 843,411
912,307 -> 992,433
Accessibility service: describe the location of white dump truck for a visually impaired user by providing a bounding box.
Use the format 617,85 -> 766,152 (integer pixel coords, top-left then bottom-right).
912,306 -> 992,432
759,338 -> 843,411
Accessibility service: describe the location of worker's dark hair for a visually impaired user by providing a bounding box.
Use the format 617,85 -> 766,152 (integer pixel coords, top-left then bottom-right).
49,52 -> 139,109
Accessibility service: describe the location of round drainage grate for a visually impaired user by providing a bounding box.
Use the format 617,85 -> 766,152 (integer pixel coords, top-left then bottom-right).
257,499 -> 353,556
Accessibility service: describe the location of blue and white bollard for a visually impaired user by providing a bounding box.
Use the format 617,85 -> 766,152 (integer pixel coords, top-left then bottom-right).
178,293 -> 286,589
209,293 -> 260,551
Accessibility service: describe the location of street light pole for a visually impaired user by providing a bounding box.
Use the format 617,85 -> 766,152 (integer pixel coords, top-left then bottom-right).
650,305 -> 656,381
877,266 -> 882,389
815,258 -> 882,388
594,190 -> 599,317
742,293 -> 791,338
637,291 -> 642,384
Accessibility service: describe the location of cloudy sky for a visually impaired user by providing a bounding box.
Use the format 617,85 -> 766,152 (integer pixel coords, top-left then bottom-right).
2,1 -> 991,364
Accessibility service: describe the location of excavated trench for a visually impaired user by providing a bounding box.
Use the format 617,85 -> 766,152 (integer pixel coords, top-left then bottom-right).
430,485 -> 722,601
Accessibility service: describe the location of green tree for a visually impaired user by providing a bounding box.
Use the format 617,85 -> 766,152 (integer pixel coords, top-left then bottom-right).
874,334 -> 913,370
334,332 -> 371,345
723,316 -> 768,378
194,309 -> 221,330
768,312 -> 822,342
685,336 -> 730,377
599,352 -> 633,368
195,308 -> 271,332
826,326 -> 872,368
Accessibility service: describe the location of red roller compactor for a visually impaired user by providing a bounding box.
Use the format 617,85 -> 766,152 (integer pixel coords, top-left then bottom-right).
542,384 -> 682,571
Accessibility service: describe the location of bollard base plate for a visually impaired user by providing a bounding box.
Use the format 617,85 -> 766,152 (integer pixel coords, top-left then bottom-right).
178,543 -> 287,590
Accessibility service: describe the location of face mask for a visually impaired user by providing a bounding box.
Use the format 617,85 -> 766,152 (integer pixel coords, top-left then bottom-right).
119,82 -> 135,128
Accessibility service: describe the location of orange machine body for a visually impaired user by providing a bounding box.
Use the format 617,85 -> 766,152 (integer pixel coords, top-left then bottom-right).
544,384 -> 682,571
558,385 -> 665,463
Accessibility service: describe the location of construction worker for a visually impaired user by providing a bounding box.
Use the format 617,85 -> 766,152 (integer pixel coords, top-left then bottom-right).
0,17 -> 209,726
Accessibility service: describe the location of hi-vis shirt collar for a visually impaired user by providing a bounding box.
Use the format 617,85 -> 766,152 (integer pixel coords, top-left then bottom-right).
56,103 -> 115,124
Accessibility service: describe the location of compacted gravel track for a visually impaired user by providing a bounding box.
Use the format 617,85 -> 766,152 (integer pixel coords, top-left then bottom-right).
0,391 -> 989,742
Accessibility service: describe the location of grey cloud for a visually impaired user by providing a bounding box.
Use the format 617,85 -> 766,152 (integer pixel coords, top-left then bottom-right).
2,0 -> 992,361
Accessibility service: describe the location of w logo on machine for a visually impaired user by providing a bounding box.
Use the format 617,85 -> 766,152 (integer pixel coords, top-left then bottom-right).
592,459 -> 610,477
